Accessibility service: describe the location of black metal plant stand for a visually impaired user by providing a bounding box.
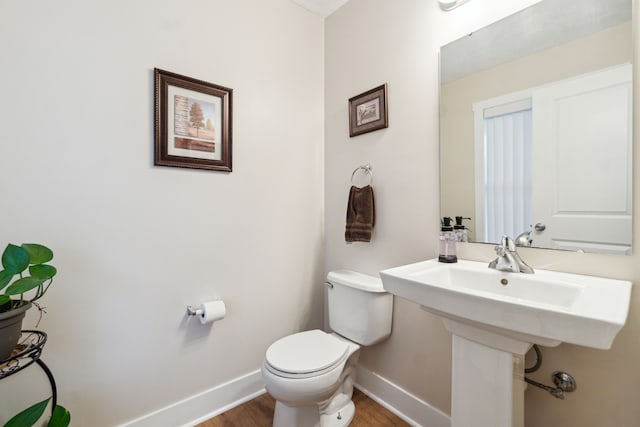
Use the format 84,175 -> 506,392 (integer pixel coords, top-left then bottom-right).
0,330 -> 58,415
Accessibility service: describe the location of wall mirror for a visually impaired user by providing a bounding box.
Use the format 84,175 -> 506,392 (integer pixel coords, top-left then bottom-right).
440,0 -> 633,255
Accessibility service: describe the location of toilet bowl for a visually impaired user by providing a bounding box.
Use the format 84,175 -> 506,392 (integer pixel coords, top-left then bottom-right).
262,330 -> 360,426
261,270 -> 393,427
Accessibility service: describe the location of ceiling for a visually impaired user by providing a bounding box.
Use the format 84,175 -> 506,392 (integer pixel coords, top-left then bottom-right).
289,0 -> 351,17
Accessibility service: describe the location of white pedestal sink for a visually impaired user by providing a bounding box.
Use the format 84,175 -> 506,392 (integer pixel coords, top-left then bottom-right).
380,259 -> 631,427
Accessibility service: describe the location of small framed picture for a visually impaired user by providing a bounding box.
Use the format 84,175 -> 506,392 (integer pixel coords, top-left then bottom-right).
154,68 -> 232,172
348,84 -> 388,137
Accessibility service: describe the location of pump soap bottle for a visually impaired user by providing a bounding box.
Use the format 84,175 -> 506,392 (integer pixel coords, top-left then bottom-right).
454,216 -> 471,242
439,217 -> 458,263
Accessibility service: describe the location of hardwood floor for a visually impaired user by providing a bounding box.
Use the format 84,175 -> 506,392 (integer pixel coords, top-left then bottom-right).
197,388 -> 410,427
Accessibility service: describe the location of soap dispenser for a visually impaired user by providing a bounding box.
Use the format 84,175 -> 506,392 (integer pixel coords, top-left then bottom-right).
454,216 -> 471,242
439,217 -> 458,263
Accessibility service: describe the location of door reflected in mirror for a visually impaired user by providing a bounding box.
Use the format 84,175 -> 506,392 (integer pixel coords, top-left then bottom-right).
439,0 -> 633,255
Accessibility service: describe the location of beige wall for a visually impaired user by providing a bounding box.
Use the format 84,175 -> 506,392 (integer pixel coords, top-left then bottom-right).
441,22 -> 632,239
0,1 -> 324,425
326,0 -> 640,426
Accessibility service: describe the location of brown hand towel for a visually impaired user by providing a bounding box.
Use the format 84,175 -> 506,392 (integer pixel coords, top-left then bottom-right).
345,185 -> 375,243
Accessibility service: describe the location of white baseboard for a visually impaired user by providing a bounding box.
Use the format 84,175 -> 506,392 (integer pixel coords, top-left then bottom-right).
117,369 -> 265,427
118,365 -> 450,427
355,364 -> 451,427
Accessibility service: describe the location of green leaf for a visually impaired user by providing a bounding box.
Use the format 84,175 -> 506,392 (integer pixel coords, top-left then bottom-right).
0,270 -> 14,291
3,397 -> 50,427
22,243 -> 53,265
29,264 -> 57,279
0,295 -> 10,310
4,276 -> 46,295
48,405 -> 71,427
2,244 -> 29,274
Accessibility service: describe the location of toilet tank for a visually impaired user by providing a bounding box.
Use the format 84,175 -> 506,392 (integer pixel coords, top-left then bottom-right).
327,270 -> 393,346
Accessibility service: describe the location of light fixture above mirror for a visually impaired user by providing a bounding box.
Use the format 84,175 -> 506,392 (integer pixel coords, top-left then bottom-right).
439,0 -> 471,11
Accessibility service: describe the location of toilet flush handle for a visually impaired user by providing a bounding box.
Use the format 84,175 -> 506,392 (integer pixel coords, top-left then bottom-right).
324,281 -> 334,289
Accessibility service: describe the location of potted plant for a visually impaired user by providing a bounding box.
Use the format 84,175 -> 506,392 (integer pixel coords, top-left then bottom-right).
0,243 -> 57,360
0,243 -> 70,427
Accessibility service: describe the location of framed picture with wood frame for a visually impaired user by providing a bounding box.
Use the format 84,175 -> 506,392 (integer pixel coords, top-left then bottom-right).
154,68 -> 232,172
348,84 -> 388,137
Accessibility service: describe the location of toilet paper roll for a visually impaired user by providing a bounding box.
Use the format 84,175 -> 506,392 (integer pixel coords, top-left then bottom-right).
197,300 -> 226,324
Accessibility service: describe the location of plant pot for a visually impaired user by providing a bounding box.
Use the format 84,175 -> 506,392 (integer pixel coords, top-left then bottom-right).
0,302 -> 32,361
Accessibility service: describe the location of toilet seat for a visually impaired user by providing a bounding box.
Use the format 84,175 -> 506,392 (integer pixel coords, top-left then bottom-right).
265,330 -> 349,379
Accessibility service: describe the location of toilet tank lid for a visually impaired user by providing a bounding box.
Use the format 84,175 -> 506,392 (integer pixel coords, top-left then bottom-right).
327,270 -> 386,293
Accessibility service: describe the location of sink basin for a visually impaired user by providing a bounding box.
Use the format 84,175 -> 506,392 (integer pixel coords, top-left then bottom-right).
380,259 -> 631,349
381,258 -> 632,427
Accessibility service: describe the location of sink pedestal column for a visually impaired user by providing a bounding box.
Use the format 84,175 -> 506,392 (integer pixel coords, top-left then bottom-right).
444,319 -> 531,427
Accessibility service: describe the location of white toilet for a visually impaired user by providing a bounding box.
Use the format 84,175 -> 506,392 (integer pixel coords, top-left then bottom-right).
261,269 -> 393,427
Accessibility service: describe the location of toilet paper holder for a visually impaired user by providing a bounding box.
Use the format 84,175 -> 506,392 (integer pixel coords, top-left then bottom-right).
186,305 -> 203,316
186,300 -> 227,324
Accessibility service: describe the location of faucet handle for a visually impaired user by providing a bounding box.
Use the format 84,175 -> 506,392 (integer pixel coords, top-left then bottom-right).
501,235 -> 516,251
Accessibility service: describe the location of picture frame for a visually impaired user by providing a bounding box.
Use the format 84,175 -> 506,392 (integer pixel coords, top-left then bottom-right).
154,68 -> 232,172
348,84 -> 388,137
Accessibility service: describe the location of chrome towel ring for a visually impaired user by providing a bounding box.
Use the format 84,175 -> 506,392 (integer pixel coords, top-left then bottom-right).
350,163 -> 373,186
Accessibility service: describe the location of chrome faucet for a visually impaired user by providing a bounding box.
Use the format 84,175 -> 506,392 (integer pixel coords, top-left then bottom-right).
488,235 -> 534,274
